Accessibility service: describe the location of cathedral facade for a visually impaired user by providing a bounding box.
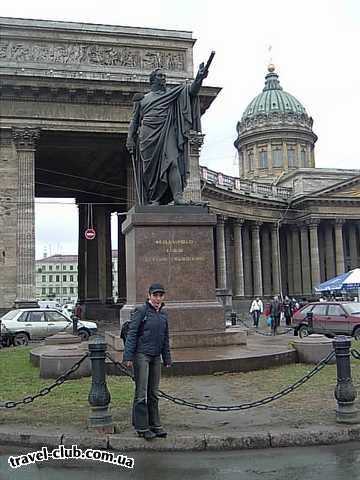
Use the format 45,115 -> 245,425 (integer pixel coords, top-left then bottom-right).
0,17 -> 359,317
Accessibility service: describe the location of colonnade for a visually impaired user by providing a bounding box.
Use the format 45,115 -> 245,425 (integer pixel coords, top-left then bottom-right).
215,216 -> 360,299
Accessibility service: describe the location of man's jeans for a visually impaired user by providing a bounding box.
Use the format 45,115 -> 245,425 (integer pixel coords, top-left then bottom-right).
132,352 -> 162,432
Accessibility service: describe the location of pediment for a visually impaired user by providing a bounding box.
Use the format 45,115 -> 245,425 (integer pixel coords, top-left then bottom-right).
312,175 -> 360,199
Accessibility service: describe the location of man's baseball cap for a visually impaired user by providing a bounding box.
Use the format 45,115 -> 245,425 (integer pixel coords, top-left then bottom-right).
149,283 -> 166,294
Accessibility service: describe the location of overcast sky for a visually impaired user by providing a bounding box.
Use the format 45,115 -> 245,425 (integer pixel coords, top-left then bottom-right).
1,0 -> 359,257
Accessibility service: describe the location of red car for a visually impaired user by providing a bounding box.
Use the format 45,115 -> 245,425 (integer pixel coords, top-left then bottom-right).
291,301 -> 360,339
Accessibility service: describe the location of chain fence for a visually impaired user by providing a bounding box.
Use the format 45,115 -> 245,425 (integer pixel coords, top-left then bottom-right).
236,314 -> 293,336
106,350 -> 335,412
0,352 -> 89,409
351,348 -> 360,360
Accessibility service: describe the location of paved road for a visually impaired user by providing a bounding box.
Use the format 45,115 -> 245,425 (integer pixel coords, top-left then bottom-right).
1,442 -> 360,479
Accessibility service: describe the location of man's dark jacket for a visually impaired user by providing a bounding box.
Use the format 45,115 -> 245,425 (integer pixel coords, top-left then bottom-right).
123,301 -> 171,365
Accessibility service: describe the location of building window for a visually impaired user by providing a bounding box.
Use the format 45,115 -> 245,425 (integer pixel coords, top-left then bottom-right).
248,150 -> 254,171
56,287 -> 60,294
272,147 -> 283,167
49,287 -> 53,294
70,287 -> 74,294
259,150 -> 268,168
56,275 -> 60,282
56,265 -> 60,270
63,275 -> 67,282
63,287 -> 67,294
42,265 -> 46,271
42,275 -> 46,282
288,147 -> 296,167
37,267 -> 42,273
70,265 -> 74,270
70,275 -> 74,282
49,266 -> 52,271
63,265 -> 66,270
301,148 -> 306,166
49,275 -> 53,282
41,287 -> 46,295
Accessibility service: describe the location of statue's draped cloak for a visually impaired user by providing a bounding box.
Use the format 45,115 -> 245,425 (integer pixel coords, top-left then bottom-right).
137,83 -> 201,204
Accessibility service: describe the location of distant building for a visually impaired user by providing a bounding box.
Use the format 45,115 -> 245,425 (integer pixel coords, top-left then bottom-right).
35,252 -> 119,304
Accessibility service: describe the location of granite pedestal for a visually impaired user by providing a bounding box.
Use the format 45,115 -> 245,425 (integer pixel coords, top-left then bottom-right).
119,205 -> 241,348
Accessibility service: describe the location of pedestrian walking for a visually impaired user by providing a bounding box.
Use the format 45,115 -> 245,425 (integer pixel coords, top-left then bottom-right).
270,295 -> 281,335
282,296 -> 292,326
123,283 -> 172,441
249,297 -> 263,328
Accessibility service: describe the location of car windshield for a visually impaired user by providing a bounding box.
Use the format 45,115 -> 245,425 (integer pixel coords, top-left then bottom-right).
1,310 -> 20,321
344,303 -> 360,315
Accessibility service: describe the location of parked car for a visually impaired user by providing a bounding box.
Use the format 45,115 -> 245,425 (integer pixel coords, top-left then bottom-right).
38,300 -> 62,309
291,301 -> 360,339
0,308 -> 98,345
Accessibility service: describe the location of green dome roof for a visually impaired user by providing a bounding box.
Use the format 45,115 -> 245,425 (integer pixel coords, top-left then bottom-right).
242,66 -> 307,120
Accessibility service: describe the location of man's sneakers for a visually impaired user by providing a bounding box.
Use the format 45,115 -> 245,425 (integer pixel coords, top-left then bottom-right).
137,428 -> 168,440
150,427 -> 167,438
137,430 -> 157,441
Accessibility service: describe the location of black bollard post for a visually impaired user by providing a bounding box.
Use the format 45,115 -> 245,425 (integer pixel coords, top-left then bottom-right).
333,336 -> 359,424
230,312 -> 237,326
72,315 -> 78,336
88,336 -> 114,433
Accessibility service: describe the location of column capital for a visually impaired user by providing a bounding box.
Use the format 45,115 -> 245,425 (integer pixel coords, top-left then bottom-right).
12,127 -> 40,151
271,222 -> 280,232
188,130 -> 205,154
334,218 -> 346,226
306,218 -> 320,228
234,218 -> 245,226
250,221 -> 262,231
299,223 -> 308,231
217,215 -> 226,225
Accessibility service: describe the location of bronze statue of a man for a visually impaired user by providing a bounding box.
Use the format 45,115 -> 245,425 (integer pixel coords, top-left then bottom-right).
126,59 -> 211,206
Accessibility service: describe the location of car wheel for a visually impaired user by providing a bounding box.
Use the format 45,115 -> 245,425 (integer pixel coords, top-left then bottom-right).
353,327 -> 360,341
13,332 -> 29,346
298,325 -> 310,339
77,329 -> 90,341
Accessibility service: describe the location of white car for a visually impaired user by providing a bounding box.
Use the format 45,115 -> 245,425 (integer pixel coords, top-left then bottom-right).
0,308 -> 98,345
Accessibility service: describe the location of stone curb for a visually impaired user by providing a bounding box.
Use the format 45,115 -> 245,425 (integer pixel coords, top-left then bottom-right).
1,425 -> 360,451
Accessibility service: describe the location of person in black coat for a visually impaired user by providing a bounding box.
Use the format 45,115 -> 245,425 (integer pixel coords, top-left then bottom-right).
270,295 -> 282,335
123,283 -> 171,440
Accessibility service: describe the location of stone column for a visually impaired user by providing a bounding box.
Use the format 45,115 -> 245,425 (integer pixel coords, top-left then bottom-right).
77,202 -> 86,303
233,218 -> 245,297
184,130 -> 204,202
251,221 -> 263,297
216,215 -> 227,289
348,222 -> 358,269
12,127 -> 40,308
291,225 -> 302,295
261,226 -> 272,295
286,228 -> 294,295
334,218 -> 345,275
117,213 -> 127,304
325,222 -> 335,279
243,223 -> 253,296
308,219 -> 321,290
271,223 -> 281,295
300,224 -> 311,295
96,206 -> 112,304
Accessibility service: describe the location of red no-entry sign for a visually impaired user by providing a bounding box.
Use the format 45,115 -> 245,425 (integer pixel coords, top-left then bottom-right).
85,228 -> 96,240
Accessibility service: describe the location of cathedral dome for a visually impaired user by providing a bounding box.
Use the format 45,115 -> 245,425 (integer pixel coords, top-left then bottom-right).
242,66 -> 306,120
234,64 -> 317,181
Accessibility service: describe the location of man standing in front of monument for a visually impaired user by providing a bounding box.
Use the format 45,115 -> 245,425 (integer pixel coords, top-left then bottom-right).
123,283 -> 171,440
126,54 -> 214,206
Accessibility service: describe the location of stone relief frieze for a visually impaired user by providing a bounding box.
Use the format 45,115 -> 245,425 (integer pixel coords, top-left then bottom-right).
0,40 -> 186,71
